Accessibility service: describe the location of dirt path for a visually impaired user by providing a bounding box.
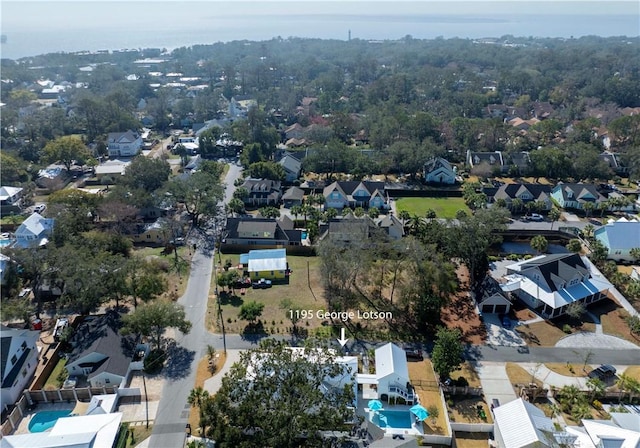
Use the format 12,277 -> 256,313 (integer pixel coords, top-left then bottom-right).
440,265 -> 486,345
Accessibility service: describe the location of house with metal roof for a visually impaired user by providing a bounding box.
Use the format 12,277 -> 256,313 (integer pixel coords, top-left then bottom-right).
355,343 -> 415,406
493,398 -> 556,448
0,412 -> 123,448
15,212 -> 54,248
1,326 -> 39,411
501,253 -> 612,318
594,218 -> 640,263
0,186 -> 23,214
65,312 -> 137,388
242,248 -> 288,281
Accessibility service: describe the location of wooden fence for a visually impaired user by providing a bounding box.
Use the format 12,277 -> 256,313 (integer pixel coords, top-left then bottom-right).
1,387 -> 123,437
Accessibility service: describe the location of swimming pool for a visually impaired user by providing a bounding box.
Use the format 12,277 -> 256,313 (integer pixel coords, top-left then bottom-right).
28,409 -> 72,433
0,238 -> 12,247
370,410 -> 412,429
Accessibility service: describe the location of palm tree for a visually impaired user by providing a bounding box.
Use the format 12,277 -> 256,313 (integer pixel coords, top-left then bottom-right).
557,385 -> 583,412
290,205 -> 303,224
548,208 -> 561,230
597,201 -> 608,218
530,235 -> 548,254
353,206 -> 365,217
586,377 -> 605,401
512,198 -> 524,214
582,224 -> 595,240
617,373 -> 640,403
188,386 -> 210,433
583,201 -> 595,218
630,247 -> 640,263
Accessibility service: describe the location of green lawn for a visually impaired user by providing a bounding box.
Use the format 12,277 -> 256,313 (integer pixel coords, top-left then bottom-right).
44,358 -> 67,390
395,197 -> 470,219
209,255 -> 326,335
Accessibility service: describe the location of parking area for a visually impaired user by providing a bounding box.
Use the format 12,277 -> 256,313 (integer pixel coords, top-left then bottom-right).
482,313 -> 526,347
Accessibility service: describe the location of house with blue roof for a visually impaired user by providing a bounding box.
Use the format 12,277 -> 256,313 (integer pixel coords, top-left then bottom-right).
242,248 -> 289,281
594,218 -> 640,263
501,253 -> 612,318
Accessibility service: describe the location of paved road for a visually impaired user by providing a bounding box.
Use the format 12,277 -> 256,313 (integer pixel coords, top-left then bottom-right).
148,162 -> 243,448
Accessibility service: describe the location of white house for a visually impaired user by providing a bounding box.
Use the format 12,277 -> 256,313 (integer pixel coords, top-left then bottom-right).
357,343 -> 415,405
501,253 -> 612,318
0,326 -> 40,412
423,157 -> 456,184
0,186 -> 23,207
0,412 -> 123,448
107,130 -> 142,157
594,218 -> 640,263
15,212 -> 54,248
493,398 -> 556,448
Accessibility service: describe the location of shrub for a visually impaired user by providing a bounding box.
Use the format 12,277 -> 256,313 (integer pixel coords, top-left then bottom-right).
144,349 -> 167,374
593,399 -> 603,410
562,324 -> 572,334
456,376 -> 469,387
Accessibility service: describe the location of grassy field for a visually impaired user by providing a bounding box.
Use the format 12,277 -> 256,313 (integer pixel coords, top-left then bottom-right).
209,255 -> 327,336
132,246 -> 192,299
395,197 -> 470,219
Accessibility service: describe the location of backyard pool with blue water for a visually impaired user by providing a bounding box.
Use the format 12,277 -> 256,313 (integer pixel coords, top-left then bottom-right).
370,410 -> 412,429
28,409 -> 72,433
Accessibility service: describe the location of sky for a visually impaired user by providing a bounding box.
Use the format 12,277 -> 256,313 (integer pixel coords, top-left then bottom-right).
1,1 -> 638,58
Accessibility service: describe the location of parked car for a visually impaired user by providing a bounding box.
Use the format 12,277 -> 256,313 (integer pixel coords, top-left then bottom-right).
588,364 -> 617,380
34,204 -> 46,213
501,315 -> 512,329
252,278 -> 272,289
529,213 -> 544,222
403,347 -> 424,361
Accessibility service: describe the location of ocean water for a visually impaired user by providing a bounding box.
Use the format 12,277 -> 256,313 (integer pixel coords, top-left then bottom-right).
1,1 -> 638,59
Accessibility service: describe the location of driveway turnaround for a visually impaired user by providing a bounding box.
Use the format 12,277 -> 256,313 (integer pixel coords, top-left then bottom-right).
474,361 -> 518,406
555,332 -> 640,349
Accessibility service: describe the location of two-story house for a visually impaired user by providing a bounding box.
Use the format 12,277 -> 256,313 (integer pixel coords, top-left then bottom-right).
551,183 -> 606,210
423,157 -> 457,185
594,218 -> 640,263
107,130 -> 142,157
323,181 -> 387,210
1,326 -> 40,411
466,150 -> 505,173
15,212 -> 55,248
500,253 -> 612,318
65,312 -> 142,389
0,186 -> 24,215
278,153 -> 303,183
241,178 -> 283,207
492,183 -> 553,211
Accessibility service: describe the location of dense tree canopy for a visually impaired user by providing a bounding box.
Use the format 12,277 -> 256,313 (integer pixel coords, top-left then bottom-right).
202,339 -> 355,448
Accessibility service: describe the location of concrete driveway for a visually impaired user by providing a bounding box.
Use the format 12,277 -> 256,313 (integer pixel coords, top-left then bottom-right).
474,361 -> 518,407
482,313 -> 526,347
